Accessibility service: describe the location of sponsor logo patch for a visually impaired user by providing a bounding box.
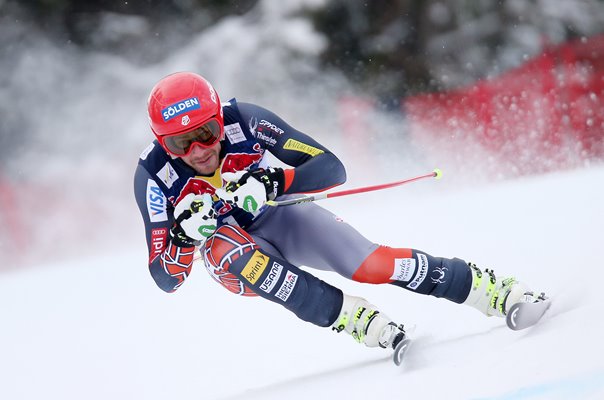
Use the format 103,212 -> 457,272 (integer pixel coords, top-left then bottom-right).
161,97 -> 200,121
407,253 -> 428,290
431,265 -> 448,284
241,250 -> 269,284
149,228 -> 168,263
225,122 -> 246,144
390,258 -> 416,282
140,142 -> 155,160
255,130 -> 277,147
207,82 -> 217,103
259,119 -> 284,135
275,271 -> 298,302
260,262 -> 283,293
146,179 -> 168,222
157,162 -> 179,189
283,139 -> 324,157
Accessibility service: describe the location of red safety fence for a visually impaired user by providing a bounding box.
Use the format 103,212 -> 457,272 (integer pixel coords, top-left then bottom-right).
0,175 -> 27,267
404,35 -> 604,177
0,167 -> 138,270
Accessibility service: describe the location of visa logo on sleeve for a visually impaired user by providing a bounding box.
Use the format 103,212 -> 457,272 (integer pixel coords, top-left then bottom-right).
161,97 -> 200,121
146,179 -> 168,222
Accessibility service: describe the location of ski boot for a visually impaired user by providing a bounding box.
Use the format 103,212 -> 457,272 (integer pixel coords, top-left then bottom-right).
331,294 -> 407,349
463,263 -> 545,317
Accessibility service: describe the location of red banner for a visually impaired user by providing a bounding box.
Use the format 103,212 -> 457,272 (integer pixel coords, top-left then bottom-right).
404,35 -> 604,177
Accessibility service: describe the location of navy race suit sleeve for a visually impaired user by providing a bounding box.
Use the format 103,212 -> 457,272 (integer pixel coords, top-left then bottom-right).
237,102 -> 346,194
133,162 -> 181,292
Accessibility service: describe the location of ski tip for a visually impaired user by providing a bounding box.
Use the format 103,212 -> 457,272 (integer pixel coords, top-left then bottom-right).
506,299 -> 551,331
433,168 -> 443,180
506,304 -> 523,331
392,338 -> 412,366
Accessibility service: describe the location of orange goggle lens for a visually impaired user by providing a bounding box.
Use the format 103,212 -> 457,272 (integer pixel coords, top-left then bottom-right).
162,119 -> 222,156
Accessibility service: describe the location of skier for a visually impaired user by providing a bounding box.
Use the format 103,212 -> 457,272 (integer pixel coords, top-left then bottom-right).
134,72 -> 543,356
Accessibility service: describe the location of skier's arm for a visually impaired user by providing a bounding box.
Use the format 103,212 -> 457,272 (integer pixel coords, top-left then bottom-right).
134,164 -> 196,293
238,102 -> 346,194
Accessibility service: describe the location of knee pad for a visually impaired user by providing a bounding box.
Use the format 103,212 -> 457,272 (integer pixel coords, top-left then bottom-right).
203,225 -> 259,296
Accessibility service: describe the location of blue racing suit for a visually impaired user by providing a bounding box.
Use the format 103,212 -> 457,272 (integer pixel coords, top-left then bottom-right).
134,99 -> 472,327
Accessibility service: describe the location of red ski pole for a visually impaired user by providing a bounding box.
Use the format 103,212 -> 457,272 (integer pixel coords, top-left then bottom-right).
266,168 -> 442,207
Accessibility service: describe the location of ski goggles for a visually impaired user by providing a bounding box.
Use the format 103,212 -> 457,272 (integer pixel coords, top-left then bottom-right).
161,119 -> 222,156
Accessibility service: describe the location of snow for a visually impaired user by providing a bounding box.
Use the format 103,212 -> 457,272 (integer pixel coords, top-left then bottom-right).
1,164 -> 603,400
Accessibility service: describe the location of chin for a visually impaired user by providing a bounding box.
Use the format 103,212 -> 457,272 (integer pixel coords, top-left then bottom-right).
195,161 -> 218,174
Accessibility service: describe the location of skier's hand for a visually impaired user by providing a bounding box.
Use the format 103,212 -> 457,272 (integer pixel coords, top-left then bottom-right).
170,193 -> 217,247
216,168 -> 285,213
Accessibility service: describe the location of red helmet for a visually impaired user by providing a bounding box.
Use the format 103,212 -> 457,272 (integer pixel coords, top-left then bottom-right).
147,72 -> 224,155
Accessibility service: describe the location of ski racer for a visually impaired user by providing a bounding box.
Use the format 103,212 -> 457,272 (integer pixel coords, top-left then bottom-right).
134,72 -> 543,353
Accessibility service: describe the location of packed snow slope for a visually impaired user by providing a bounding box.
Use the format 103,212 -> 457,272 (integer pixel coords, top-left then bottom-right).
1,164 -> 603,400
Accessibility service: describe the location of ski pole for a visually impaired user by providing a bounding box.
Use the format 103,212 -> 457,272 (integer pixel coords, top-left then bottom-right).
266,168 -> 442,207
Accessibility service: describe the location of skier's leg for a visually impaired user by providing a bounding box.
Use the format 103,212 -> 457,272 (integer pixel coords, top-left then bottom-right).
246,201 -> 379,273
248,203 -> 471,303
203,225 -> 341,326
353,247 -> 472,303
250,202 -> 538,318
202,225 -> 405,348
355,247 -> 539,317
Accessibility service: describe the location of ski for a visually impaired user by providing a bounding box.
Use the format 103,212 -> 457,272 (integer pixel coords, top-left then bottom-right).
392,337 -> 412,366
391,296 -> 550,367
506,294 -> 551,331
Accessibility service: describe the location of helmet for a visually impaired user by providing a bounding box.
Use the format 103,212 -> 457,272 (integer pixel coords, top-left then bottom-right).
147,72 -> 224,155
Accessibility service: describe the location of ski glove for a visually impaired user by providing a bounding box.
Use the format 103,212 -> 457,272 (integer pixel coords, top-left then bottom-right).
170,193 -> 217,247
216,168 -> 285,213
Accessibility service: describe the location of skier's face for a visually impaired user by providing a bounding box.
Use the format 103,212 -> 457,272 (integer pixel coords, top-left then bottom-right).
181,141 -> 222,175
